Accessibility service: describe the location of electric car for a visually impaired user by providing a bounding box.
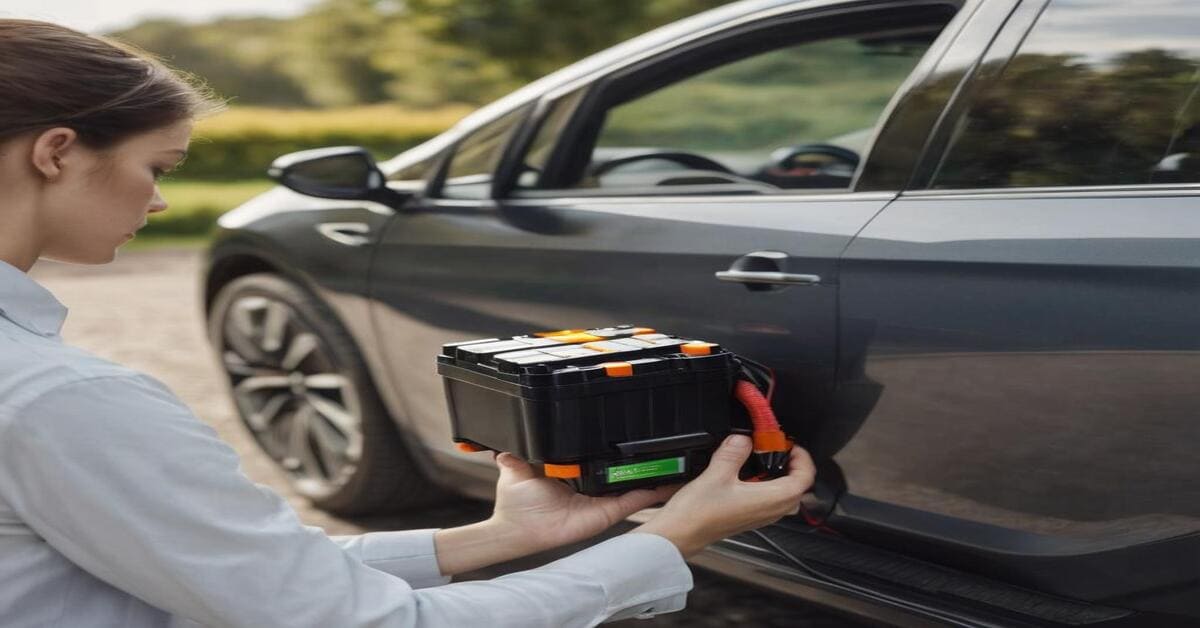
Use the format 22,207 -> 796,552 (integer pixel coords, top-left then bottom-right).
202,0 -> 1200,625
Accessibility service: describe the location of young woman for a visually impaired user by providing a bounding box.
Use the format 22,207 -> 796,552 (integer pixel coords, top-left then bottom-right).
0,20 -> 815,627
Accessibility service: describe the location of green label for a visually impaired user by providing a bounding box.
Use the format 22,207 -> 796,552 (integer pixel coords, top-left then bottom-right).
606,456 -> 685,483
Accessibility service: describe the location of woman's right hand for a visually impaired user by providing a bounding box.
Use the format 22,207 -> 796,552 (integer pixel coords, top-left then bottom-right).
631,434 -> 815,558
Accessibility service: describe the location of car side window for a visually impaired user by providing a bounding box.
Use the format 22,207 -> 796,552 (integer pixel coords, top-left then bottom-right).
931,0 -> 1200,189
439,106 -> 529,200
515,23 -> 950,196
386,154 -> 437,185
516,89 -> 587,190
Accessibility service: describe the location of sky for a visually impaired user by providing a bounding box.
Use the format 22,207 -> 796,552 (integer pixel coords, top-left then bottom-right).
0,0 -> 321,33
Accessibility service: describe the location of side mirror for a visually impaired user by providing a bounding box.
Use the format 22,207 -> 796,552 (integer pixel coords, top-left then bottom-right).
268,146 -> 408,205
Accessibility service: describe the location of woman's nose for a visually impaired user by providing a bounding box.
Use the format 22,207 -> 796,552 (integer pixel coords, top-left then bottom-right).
148,189 -> 168,213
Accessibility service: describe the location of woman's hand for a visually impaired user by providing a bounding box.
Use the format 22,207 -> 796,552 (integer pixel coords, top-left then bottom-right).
433,453 -> 676,576
487,452 -> 678,553
632,434 -> 815,558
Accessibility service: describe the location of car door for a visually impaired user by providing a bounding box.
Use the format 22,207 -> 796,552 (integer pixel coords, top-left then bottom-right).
835,0 -> 1200,615
368,0 -> 983,494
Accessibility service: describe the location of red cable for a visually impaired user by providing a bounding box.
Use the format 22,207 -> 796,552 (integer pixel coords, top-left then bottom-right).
735,379 -> 781,434
736,377 -> 839,535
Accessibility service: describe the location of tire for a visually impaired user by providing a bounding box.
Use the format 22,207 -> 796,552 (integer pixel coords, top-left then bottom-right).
207,272 -> 443,515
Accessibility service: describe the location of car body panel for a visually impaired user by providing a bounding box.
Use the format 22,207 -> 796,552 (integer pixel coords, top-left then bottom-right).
369,192 -> 893,471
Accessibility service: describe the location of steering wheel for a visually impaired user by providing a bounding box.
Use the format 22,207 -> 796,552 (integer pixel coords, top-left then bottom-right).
589,150 -> 734,178
769,143 -> 860,174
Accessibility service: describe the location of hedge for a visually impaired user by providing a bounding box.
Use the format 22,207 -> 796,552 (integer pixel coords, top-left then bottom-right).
182,105 -> 470,179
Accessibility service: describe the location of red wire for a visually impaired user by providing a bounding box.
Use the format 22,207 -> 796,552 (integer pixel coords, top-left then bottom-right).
738,372 -> 838,535
734,379 -> 781,433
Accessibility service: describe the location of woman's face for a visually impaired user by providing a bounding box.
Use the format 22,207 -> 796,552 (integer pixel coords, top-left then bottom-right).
37,120 -> 192,265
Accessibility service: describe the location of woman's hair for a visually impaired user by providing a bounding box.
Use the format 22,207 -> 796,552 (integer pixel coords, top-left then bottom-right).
0,19 -> 225,149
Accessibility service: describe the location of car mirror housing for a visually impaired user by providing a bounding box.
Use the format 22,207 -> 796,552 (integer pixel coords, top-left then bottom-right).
268,146 -> 409,206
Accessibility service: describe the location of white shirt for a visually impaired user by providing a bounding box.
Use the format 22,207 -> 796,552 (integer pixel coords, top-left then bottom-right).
0,260 -> 692,627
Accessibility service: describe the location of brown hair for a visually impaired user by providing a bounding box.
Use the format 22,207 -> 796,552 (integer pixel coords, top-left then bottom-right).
0,19 -> 224,149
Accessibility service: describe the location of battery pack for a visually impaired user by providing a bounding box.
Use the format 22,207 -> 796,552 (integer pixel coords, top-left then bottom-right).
437,325 -> 738,495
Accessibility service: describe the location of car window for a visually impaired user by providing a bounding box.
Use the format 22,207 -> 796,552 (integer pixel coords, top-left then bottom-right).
519,26 -> 947,196
516,89 -> 587,190
440,106 -> 529,200
387,154 -> 438,185
930,0 -> 1200,189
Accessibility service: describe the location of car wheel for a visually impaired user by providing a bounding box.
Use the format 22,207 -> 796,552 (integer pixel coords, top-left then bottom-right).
207,272 -> 442,515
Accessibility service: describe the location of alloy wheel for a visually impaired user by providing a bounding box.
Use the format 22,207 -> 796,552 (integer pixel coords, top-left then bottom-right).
219,294 -> 364,497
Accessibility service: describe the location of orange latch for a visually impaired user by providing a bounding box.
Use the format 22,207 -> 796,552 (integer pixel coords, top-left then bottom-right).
536,329 -> 585,337
543,463 -> 582,479
548,332 -> 605,344
681,341 -> 716,356
601,362 -> 634,377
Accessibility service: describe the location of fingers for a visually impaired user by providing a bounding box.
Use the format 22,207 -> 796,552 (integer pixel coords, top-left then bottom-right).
652,483 -> 683,502
754,446 -> 816,501
495,452 -> 536,484
788,445 -> 814,476
613,486 -> 674,515
704,434 -> 753,478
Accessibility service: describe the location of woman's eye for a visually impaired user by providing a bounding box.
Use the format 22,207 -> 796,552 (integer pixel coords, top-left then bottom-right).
152,168 -> 168,181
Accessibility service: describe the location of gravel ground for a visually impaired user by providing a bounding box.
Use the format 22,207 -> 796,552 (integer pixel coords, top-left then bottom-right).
30,246 -> 866,628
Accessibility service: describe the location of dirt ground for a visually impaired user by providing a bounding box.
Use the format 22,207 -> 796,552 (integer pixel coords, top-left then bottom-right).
30,246 -> 866,628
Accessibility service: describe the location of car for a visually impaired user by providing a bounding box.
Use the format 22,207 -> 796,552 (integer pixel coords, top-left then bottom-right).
200,0 -> 1200,625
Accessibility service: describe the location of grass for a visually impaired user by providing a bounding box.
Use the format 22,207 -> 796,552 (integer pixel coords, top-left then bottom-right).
145,179 -> 276,238
123,234 -> 214,251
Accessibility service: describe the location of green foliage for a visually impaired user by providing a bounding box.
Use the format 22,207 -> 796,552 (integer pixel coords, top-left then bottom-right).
110,17 -> 308,106
143,180 -> 276,236
935,49 -> 1200,187
180,105 -> 467,179
599,38 -> 926,152
108,1 -> 735,108
400,0 -> 729,82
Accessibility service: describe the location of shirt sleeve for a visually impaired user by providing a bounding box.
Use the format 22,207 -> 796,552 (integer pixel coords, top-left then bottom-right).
328,530 -> 450,589
0,374 -> 692,627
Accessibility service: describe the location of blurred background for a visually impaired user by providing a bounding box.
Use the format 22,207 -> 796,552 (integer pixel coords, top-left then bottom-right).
2,0 -> 733,249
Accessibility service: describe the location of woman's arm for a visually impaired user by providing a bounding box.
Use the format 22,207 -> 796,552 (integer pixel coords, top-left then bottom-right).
0,373 -> 691,627
433,452 -> 677,576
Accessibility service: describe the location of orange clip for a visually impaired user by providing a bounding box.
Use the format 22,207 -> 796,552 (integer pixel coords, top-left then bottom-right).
454,442 -> 486,453
601,361 -> 634,377
550,332 -> 605,344
543,463 -> 582,479
536,328 -> 584,337
681,341 -> 716,356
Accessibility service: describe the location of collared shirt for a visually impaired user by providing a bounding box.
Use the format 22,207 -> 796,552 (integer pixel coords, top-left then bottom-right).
0,260 -> 692,627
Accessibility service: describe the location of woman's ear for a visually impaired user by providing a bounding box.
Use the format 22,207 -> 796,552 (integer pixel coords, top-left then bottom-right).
30,127 -> 79,180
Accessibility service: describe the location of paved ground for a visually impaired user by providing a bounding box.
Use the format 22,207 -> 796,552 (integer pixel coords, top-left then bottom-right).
30,246 -> 866,627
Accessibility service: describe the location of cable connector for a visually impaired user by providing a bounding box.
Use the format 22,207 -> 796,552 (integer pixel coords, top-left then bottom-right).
734,379 -> 791,478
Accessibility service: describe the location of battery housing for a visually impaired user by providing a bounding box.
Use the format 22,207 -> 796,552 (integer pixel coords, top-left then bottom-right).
437,325 -> 738,495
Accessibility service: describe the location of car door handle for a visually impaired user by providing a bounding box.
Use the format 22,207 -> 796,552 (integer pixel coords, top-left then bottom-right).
716,250 -> 822,289
715,270 -> 821,285
316,222 -> 372,247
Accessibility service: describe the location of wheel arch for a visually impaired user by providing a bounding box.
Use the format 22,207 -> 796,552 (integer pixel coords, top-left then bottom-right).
202,238 -> 463,499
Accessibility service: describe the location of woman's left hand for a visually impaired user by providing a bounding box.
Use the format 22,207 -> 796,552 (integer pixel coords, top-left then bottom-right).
488,452 -> 678,554
433,452 -> 677,576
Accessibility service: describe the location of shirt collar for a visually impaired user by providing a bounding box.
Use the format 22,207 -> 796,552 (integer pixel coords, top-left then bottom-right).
0,260 -> 68,338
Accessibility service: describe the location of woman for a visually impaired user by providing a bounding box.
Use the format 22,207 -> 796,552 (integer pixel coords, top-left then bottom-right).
0,20 -> 815,628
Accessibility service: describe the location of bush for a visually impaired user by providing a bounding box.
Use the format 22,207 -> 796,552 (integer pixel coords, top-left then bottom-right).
182,105 -> 470,179
144,179 -> 277,236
